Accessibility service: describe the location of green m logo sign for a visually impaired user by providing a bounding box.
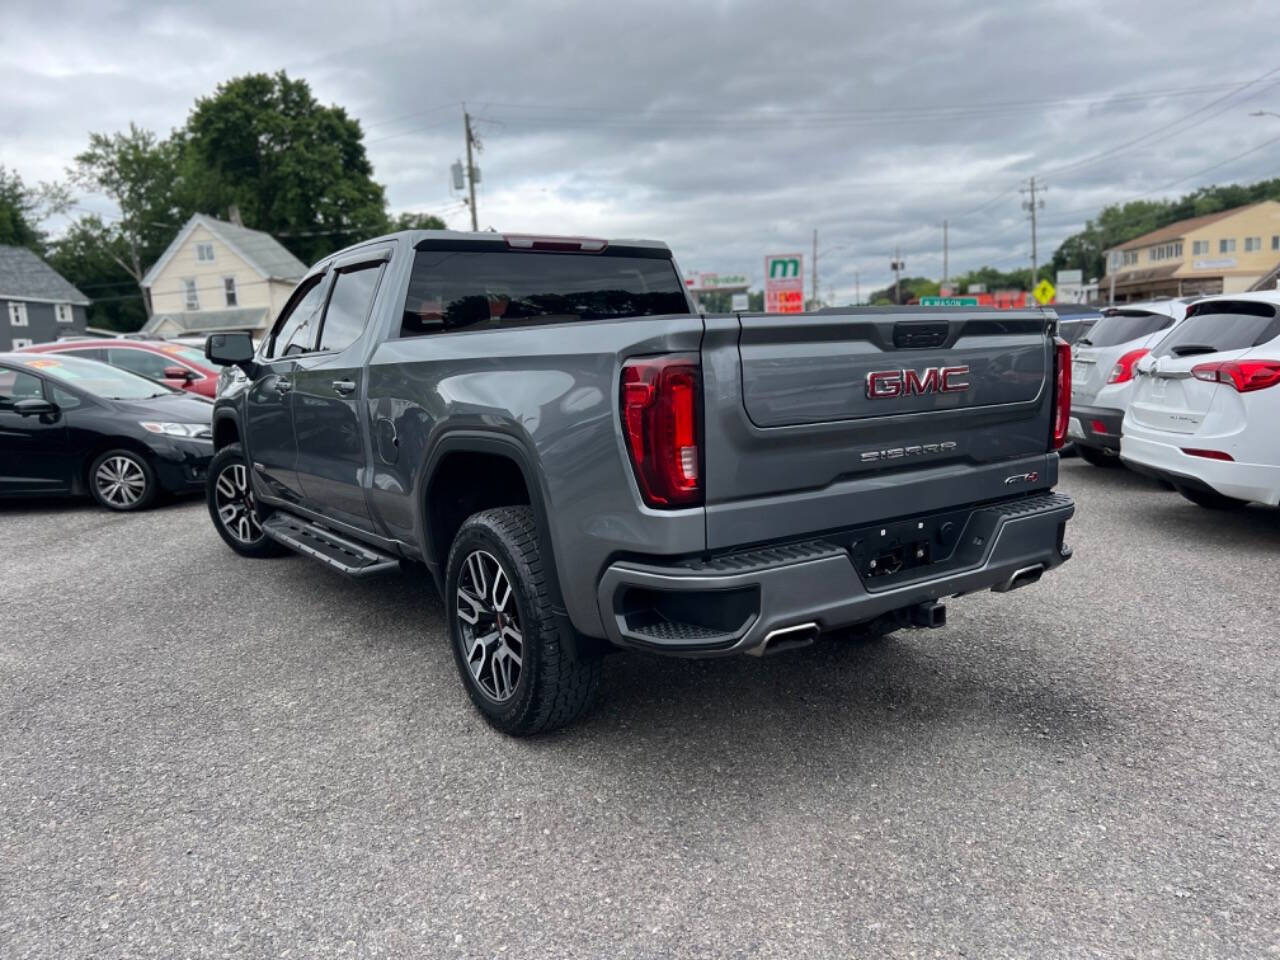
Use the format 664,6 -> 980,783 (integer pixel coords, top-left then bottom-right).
768,256 -> 801,279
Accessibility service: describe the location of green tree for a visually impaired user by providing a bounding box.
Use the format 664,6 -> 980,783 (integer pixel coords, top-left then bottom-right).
389,212 -> 447,232
182,72 -> 387,263
0,166 -> 70,253
47,216 -> 148,332
71,125 -> 187,318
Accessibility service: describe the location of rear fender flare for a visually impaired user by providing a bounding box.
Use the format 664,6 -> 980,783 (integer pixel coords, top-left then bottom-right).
415,431 -> 565,615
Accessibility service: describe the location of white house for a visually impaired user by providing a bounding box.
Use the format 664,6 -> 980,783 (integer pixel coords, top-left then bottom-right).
140,214 -> 308,338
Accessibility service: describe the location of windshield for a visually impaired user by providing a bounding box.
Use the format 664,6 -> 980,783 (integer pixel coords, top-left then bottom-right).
1080,311 -> 1174,347
1153,301 -> 1280,358
16,355 -> 177,399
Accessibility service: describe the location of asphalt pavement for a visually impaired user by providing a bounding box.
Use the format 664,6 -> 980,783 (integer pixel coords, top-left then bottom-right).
2,459 -> 1278,959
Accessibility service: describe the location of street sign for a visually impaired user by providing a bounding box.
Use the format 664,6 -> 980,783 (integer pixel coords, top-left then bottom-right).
764,253 -> 804,314
920,296 -> 979,306
1033,279 -> 1056,305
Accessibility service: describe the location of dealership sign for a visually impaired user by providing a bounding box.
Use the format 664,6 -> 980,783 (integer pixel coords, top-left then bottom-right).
764,253 -> 804,313
691,272 -> 747,291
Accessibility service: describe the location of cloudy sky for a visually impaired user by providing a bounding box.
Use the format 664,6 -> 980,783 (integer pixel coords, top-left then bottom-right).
2,0 -> 1278,300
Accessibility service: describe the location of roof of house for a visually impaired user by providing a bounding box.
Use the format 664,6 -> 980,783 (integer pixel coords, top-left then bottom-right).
0,245 -> 90,304
1114,202 -> 1277,251
141,214 -> 308,287
141,306 -> 272,335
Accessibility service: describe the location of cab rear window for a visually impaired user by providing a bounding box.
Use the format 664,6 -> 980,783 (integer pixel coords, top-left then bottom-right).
400,249 -> 689,337
1080,311 -> 1173,347
1153,301 -> 1280,358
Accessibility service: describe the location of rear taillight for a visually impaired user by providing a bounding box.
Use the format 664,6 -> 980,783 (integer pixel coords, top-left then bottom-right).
1107,347 -> 1150,384
1052,336 -> 1071,450
1191,360 -> 1280,392
620,354 -> 702,508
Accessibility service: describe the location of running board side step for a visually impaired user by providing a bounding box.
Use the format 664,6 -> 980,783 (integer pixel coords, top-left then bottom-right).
262,513 -> 400,577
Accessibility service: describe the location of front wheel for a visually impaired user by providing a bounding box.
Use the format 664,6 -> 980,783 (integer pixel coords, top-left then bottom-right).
1177,485 -> 1249,511
446,506 -> 600,736
206,444 -> 290,557
88,449 -> 157,511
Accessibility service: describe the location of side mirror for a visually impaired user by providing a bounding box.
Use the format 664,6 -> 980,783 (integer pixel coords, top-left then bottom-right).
14,397 -> 58,417
205,332 -> 257,375
163,365 -> 196,382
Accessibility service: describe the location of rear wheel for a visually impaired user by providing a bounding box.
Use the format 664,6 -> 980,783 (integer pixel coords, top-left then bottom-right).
1177,485 -> 1249,511
88,449 -> 157,511
206,444 -> 290,557
1077,445 -> 1120,468
446,506 -> 600,736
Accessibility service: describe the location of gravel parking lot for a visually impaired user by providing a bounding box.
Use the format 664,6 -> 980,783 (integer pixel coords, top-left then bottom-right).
2,459 -> 1278,959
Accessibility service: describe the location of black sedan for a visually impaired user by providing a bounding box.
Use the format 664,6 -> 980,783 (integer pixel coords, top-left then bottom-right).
0,352 -> 215,511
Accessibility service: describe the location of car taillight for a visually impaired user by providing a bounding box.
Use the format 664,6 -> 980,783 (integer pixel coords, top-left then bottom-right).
1106,347 -> 1150,384
1052,336 -> 1071,450
1191,360 -> 1280,392
620,354 -> 702,508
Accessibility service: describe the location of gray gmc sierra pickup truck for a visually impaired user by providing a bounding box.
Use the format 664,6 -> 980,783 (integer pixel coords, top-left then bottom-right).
204,230 -> 1075,735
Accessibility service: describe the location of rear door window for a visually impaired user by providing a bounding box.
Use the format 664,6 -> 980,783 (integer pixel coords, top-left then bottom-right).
1154,301 -> 1280,358
401,249 -> 689,337
318,264 -> 383,353
1081,311 -> 1174,347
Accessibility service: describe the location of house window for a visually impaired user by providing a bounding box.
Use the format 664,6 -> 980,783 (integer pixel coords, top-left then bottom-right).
1244,236 -> 1262,252
1273,235 -> 1279,251
11,337 -> 33,349
1122,251 -> 1138,266
1193,240 -> 1209,256
183,278 -> 200,310
196,242 -> 215,262
1219,238 -> 1236,254
55,302 -> 73,324
8,302 -> 28,326
223,277 -> 238,307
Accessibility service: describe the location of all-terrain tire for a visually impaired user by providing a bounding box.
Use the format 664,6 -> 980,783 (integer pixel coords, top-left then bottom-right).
206,443 -> 290,558
445,506 -> 600,736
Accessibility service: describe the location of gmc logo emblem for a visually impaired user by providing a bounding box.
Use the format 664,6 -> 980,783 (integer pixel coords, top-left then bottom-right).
866,365 -> 971,399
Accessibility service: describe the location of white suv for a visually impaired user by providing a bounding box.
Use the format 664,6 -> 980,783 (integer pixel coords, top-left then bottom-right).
1068,300 -> 1187,467
1121,291 -> 1280,509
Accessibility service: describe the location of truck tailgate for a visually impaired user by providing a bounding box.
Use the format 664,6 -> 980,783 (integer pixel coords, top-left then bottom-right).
701,308 -> 1059,549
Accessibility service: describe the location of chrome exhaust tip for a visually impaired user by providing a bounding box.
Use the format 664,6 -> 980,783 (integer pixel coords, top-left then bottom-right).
992,563 -> 1045,593
751,622 -> 820,656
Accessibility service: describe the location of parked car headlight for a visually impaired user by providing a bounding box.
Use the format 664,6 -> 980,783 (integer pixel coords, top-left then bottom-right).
139,421 -> 213,439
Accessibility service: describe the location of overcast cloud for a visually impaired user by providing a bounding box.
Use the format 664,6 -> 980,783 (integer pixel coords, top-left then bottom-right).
2,0 -> 1278,299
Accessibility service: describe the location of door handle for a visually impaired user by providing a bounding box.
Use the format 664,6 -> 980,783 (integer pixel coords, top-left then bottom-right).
274,377 -> 292,394
332,379 -> 357,396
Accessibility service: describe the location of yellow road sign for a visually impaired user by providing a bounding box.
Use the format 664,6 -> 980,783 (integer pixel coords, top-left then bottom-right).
1033,278 -> 1055,305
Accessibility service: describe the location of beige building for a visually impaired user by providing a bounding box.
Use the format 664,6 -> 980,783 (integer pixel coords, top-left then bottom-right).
1102,200 -> 1280,303
140,214 -> 307,337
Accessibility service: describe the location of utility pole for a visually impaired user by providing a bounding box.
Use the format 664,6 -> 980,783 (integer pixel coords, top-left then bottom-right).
942,219 -> 949,288
855,270 -> 860,306
891,246 -> 904,304
1021,176 -> 1045,286
811,229 -> 818,310
464,109 -> 480,231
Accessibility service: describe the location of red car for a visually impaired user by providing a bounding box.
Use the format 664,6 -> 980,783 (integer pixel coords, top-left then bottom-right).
19,338 -> 222,398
